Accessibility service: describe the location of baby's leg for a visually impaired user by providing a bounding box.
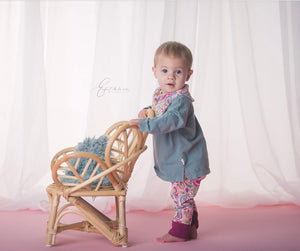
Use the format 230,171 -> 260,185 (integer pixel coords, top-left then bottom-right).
157,176 -> 204,243
188,177 -> 205,239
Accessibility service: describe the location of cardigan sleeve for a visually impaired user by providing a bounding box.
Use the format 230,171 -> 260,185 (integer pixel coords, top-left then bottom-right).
139,96 -> 191,134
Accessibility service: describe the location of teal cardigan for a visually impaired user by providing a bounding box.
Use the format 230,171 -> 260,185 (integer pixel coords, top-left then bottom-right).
139,95 -> 210,182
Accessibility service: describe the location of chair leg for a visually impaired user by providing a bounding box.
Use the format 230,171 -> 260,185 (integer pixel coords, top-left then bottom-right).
118,196 -> 128,247
45,190 -> 61,246
115,196 -> 120,224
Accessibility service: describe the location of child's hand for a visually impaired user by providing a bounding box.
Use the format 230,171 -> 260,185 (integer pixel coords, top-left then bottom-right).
138,109 -> 148,118
138,109 -> 155,119
129,119 -> 140,127
130,109 -> 154,127
146,109 -> 155,118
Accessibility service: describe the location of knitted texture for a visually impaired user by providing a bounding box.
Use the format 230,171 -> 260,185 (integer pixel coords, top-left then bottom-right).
60,135 -> 112,186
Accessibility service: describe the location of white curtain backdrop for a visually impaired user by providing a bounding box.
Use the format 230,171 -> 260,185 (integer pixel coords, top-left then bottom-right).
0,0 -> 299,211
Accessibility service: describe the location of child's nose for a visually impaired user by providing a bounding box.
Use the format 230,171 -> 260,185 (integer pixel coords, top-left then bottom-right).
167,72 -> 175,79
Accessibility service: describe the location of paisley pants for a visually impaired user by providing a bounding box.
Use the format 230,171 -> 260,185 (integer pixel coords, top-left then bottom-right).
171,175 -> 205,225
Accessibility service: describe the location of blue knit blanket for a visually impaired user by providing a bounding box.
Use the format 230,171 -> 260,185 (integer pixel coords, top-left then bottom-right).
60,135 -> 112,186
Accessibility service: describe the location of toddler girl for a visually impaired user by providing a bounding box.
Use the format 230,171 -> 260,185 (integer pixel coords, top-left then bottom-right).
129,41 -> 210,243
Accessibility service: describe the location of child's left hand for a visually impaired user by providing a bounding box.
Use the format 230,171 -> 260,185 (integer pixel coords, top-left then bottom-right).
129,119 -> 140,127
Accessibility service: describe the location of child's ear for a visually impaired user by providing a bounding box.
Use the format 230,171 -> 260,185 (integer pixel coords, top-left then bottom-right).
152,66 -> 157,78
186,69 -> 193,81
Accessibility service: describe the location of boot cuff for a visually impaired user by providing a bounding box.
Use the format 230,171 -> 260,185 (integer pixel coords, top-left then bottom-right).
168,221 -> 190,240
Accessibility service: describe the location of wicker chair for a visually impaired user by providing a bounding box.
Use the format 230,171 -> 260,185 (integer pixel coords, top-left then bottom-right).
45,121 -> 148,247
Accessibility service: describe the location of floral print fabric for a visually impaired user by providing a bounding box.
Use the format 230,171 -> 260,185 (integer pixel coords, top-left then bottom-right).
171,175 -> 205,225
152,84 -> 194,116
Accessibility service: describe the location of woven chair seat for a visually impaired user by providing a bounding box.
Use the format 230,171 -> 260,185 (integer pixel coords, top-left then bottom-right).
46,183 -> 125,197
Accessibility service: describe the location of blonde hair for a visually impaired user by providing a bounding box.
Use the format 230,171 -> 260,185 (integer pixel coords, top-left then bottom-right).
154,41 -> 193,69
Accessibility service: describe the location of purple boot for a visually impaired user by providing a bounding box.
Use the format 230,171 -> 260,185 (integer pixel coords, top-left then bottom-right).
168,210 -> 199,240
168,221 -> 191,240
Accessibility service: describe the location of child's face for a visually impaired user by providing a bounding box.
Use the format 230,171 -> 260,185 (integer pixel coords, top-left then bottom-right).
152,54 -> 193,94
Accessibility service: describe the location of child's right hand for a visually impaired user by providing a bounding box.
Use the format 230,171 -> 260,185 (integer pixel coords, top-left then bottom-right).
129,109 -> 154,127
138,109 -> 155,119
138,109 -> 148,118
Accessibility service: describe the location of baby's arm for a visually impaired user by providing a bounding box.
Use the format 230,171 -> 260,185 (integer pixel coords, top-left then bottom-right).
139,97 -> 190,134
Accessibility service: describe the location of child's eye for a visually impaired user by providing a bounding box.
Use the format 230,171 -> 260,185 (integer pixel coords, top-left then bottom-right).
175,70 -> 182,75
162,69 -> 168,73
